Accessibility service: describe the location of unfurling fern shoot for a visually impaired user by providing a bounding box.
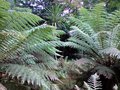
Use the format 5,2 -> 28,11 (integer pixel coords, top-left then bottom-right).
84,73 -> 102,90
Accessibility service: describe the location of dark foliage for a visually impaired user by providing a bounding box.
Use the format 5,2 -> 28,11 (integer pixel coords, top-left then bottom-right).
58,33 -> 80,59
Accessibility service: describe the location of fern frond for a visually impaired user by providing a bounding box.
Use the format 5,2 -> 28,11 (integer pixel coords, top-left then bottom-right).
85,73 -> 102,90
79,3 -> 107,32
107,10 -> 120,30
0,25 -> 64,61
68,37 -> 93,52
68,17 -> 95,36
78,7 -> 90,22
0,0 -> 10,30
108,24 -> 120,47
0,1 -> 66,89
93,66 -> 115,79
1,64 -> 61,88
68,26 -> 101,57
0,23 -> 66,88
1,0 -> 41,31
100,47 -> 120,59
74,58 -> 95,72
5,11 -> 43,31
84,81 -> 93,90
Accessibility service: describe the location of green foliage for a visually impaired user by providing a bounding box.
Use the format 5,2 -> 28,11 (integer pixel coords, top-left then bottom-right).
79,3 -> 120,33
42,4 -> 65,27
106,0 -> 120,12
68,18 -> 120,60
5,11 -> 42,31
2,64 -> 60,88
67,3 -> 120,80
0,0 -> 71,89
107,10 -> 120,30
0,0 -> 10,29
79,3 -> 107,32
0,1 -> 120,90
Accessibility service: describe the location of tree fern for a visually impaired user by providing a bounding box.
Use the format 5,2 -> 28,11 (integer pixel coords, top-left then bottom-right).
0,24 -> 67,88
67,3 -> 120,59
66,5 -> 120,86
0,1 -> 69,89
67,23 -> 120,62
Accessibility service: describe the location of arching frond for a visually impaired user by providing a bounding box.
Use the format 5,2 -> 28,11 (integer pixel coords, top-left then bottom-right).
1,64 -> 61,89
68,17 -> 95,36
5,11 -> 43,31
93,66 -> 115,79
0,0 -> 43,31
67,26 -> 101,58
0,25 -> 65,61
100,47 -> 120,59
